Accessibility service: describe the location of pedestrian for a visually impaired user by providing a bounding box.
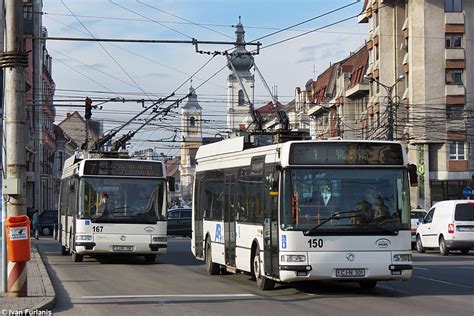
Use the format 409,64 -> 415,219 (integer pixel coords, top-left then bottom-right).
32,209 -> 40,240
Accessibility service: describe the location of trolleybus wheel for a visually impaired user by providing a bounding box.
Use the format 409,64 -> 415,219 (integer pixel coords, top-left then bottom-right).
359,280 -> 377,289
72,251 -> 83,263
205,240 -> 219,275
253,246 -> 275,290
144,254 -> 157,263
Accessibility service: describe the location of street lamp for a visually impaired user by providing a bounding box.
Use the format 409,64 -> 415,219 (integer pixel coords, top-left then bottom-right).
364,74 -> 405,141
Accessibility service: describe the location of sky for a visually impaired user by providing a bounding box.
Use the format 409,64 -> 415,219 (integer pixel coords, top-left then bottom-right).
43,0 -> 369,156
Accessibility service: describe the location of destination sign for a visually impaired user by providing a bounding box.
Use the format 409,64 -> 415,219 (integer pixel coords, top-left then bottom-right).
290,142 -> 404,165
83,160 -> 164,177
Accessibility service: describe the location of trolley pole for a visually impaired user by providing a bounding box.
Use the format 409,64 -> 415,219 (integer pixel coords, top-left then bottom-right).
2,0 -> 28,296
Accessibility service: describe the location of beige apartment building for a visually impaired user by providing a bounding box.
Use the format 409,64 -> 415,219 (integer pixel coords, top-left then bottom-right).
359,0 -> 473,208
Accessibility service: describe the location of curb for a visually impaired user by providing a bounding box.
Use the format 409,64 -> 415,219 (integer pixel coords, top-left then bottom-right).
30,245 -> 56,311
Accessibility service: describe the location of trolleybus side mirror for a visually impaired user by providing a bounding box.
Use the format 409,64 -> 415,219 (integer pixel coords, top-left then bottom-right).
407,164 -> 418,187
167,176 -> 176,192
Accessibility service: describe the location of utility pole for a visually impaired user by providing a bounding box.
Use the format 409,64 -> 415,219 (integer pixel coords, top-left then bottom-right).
364,75 -> 404,141
84,97 -> 92,151
2,0 -> 28,296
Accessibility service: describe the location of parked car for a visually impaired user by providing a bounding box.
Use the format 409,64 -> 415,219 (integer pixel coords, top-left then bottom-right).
416,200 -> 474,255
410,209 -> 427,249
167,208 -> 191,237
39,210 -> 58,236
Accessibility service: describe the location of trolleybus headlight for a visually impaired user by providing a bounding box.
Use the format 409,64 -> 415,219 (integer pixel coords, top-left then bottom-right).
393,254 -> 412,262
281,255 -> 307,263
76,235 -> 93,241
152,236 -> 167,243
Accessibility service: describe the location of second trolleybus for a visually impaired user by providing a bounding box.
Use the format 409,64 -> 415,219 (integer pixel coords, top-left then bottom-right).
192,136 -> 417,290
57,154 -> 173,263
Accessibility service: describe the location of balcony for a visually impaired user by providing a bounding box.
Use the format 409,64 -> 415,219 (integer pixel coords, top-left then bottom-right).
445,84 -> 465,96
346,82 -> 369,99
445,13 -> 464,24
445,49 -> 465,60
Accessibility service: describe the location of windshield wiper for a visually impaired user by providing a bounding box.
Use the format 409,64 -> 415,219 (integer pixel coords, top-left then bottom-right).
304,210 -> 363,236
358,223 -> 400,235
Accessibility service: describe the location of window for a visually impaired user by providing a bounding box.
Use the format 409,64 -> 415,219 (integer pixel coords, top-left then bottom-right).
445,69 -> 463,84
445,33 -> 462,48
238,90 -> 245,106
445,0 -> 462,12
189,116 -> 196,127
424,209 -> 435,224
201,171 -> 224,220
449,141 -> 465,160
446,105 -> 464,121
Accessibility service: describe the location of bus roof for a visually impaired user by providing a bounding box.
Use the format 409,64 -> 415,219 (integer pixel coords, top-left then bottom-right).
196,137 -> 408,169
61,157 -> 166,179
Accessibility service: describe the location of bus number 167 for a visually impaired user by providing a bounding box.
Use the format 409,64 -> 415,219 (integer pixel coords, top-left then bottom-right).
308,239 -> 323,248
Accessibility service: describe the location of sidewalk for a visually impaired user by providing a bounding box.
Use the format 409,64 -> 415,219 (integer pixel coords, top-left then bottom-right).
0,245 -> 56,313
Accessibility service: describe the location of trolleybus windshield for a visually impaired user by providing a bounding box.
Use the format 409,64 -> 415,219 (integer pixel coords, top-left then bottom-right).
78,177 -> 166,224
282,168 -> 410,234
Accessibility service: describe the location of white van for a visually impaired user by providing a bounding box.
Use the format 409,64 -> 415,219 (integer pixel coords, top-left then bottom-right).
416,200 -> 474,255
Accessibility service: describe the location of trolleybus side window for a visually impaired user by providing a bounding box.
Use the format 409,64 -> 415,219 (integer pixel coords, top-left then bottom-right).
67,178 -> 77,217
202,170 -> 224,221
237,167 -> 264,223
59,179 -> 68,217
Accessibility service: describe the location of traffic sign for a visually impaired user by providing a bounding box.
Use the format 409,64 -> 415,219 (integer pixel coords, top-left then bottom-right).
463,186 -> 472,198
417,164 -> 425,176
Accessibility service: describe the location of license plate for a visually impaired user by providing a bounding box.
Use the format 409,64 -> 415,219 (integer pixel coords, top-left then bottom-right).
112,245 -> 134,252
458,227 -> 474,232
336,269 -> 365,278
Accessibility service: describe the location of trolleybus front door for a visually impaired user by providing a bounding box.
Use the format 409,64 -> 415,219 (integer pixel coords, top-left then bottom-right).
194,179 -> 204,259
264,168 -> 280,277
224,173 -> 237,267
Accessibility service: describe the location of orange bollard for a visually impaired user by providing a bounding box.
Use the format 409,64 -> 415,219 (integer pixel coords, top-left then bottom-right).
5,215 -> 31,297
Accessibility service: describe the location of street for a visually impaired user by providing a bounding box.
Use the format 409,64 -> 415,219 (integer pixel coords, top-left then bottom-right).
36,237 -> 474,316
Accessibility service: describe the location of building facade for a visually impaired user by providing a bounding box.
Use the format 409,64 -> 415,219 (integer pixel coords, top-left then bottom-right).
359,0 -> 473,207
23,0 -> 57,211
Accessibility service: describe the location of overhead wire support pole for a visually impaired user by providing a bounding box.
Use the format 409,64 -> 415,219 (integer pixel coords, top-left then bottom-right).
1,0 -> 28,296
364,75 -> 404,141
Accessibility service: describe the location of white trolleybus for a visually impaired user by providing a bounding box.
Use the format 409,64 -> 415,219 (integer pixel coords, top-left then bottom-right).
192,136 -> 417,290
57,154 -> 172,263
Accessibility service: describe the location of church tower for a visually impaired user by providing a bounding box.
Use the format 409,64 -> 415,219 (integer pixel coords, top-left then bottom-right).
180,85 -> 202,202
227,17 -> 255,131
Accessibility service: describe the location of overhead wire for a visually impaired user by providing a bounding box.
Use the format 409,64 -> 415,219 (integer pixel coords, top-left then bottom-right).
61,0 -> 154,102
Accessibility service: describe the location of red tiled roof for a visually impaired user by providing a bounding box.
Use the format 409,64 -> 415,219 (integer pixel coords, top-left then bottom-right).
256,101 -> 285,113
313,63 -> 339,104
342,45 -> 369,89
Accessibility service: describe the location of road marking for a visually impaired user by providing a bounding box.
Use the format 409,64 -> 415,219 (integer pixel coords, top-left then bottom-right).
458,266 -> 474,270
413,276 -> 474,290
81,294 -> 257,299
413,267 -> 429,271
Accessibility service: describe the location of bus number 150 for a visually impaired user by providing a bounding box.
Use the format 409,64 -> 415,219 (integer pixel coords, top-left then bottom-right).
308,238 -> 323,248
